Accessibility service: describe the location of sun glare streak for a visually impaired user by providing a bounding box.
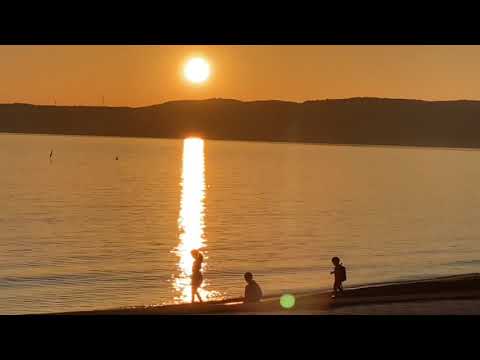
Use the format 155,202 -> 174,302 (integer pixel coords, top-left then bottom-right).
172,138 -> 219,302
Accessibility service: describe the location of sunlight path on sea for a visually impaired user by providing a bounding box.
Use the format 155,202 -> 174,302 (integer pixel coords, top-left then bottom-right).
172,138 -> 220,302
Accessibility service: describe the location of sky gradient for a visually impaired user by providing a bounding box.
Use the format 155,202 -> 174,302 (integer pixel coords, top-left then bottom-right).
1,45 -> 480,107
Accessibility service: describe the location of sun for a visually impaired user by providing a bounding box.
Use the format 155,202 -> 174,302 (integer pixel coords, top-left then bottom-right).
184,57 -> 211,84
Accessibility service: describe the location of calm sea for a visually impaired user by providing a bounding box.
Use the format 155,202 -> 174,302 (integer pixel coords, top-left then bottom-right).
1,133 -> 480,314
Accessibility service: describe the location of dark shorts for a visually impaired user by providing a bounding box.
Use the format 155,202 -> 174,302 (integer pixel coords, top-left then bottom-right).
192,272 -> 203,288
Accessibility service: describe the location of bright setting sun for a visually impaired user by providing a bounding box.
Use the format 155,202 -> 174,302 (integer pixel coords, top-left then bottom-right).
183,57 -> 211,84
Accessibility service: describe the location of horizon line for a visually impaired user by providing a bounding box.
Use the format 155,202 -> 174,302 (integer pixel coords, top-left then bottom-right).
2,96 -> 480,108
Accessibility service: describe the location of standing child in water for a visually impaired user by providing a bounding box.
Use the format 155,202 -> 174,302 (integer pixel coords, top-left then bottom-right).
330,256 -> 347,298
190,249 -> 204,303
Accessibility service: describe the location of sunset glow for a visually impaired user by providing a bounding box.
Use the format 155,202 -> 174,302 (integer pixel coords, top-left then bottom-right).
183,57 -> 210,84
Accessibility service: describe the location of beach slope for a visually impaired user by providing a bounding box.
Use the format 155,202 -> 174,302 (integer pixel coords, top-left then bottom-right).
49,273 -> 480,315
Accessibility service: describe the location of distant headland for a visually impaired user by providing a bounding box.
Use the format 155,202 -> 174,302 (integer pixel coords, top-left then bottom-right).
2,97 -> 480,148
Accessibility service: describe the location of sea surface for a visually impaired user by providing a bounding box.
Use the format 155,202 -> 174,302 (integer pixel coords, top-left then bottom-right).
1,133 -> 480,314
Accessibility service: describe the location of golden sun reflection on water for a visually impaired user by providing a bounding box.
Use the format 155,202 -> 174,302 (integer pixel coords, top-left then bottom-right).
172,138 -> 220,303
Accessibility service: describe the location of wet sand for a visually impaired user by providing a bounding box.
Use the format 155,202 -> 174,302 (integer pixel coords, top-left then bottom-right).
49,273 -> 480,315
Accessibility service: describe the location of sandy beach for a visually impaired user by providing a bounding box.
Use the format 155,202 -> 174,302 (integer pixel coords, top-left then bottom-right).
49,273 -> 480,315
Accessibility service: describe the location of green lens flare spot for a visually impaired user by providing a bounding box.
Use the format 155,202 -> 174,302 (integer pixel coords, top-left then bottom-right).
280,294 -> 295,309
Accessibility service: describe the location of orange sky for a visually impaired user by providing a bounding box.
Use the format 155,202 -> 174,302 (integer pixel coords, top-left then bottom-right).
1,45 -> 480,107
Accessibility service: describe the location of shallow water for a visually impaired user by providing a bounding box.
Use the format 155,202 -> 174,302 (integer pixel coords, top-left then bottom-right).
1,133 -> 480,314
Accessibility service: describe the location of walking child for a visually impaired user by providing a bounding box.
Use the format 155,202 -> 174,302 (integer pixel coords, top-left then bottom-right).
330,256 -> 347,298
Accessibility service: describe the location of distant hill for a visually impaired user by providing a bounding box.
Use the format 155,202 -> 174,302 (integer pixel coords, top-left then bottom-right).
2,97 -> 480,148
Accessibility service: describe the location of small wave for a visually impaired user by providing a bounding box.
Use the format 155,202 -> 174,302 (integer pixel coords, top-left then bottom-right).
447,259 -> 480,266
0,271 -> 172,289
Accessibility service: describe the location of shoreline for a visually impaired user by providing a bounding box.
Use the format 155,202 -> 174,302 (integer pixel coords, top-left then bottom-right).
44,273 -> 480,315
